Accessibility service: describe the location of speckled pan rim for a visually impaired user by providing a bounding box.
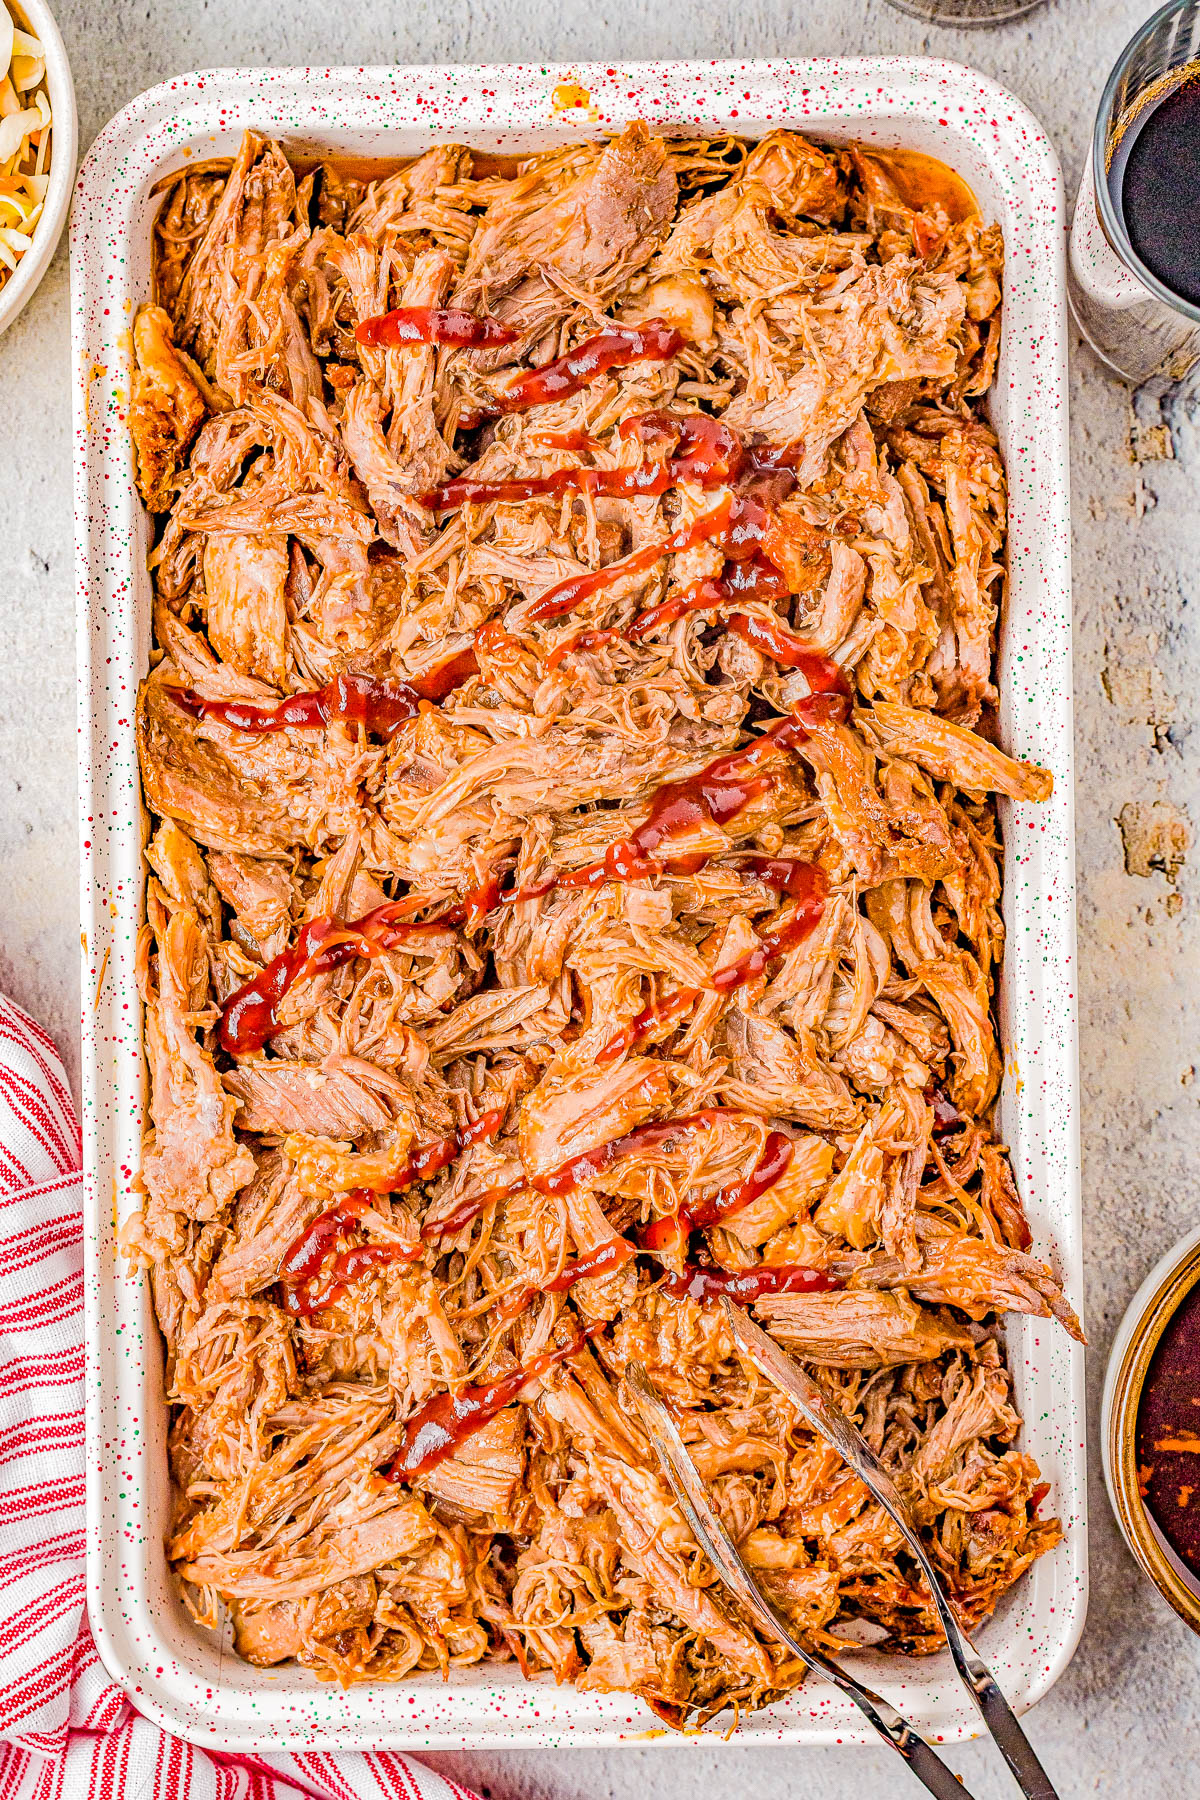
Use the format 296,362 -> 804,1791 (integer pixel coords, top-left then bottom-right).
73,57 -> 1085,1751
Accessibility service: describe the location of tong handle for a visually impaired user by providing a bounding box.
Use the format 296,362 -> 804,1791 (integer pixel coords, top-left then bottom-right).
720,1301 -> 1061,1800
817,1665 -> 984,1800
963,1667 -> 1058,1800
626,1361 -> 983,1800
884,1716 -> 989,1800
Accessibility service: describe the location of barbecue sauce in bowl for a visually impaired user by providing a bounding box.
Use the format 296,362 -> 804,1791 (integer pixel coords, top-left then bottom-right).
1107,72 -> 1200,312
1135,1278 -> 1200,1579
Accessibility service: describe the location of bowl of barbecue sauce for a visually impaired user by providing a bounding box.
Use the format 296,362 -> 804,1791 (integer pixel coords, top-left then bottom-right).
1104,1224 -> 1200,1631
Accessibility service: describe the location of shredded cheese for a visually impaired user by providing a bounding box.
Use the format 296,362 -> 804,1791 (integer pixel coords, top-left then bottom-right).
0,3 -> 50,289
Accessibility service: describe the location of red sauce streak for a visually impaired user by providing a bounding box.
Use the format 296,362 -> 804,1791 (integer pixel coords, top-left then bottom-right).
422,1179 -> 523,1243
626,553 -> 789,640
223,688 -> 844,1059
597,846 -> 831,1066
737,856 -> 825,899
551,700 -> 827,892
282,1233 -> 427,1316
492,322 -> 682,414
526,493 -> 734,626
221,861 -> 532,1056
693,1130 -> 794,1226
1136,1280 -> 1200,1577
423,463 -> 669,510
621,411 -> 745,484
417,1102 -> 787,1257
281,1104 -> 809,1316
357,306 -> 518,348
413,645 -> 480,701
709,860 -> 830,993
169,659 -> 477,739
545,628 -> 621,670
533,1109 -> 727,1199
278,1190 -> 411,1318
279,1281 -> 330,1318
421,1104 -> 803,1265
220,898 -> 456,1056
385,1324 -> 602,1479
386,1107 -> 506,1192
533,427 -> 602,453
421,413 -> 744,512
661,1263 -> 840,1304
275,1113 -> 507,1313
601,441 -> 857,658
601,990 -> 698,1063
280,1192 -> 372,1285
544,1237 -> 634,1287
523,473 -> 838,636
434,842 -> 823,946
498,1236 -> 636,1323
726,613 -> 853,692
642,1130 -> 794,1253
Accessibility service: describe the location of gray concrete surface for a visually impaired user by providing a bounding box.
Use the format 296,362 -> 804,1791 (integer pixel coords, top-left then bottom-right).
4,0 -> 1198,1788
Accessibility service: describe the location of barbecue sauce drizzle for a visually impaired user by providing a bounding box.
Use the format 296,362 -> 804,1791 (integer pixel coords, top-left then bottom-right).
276,1106 -> 840,1320
490,322 -> 683,413
641,1129 -> 796,1253
169,657 -> 479,741
171,405 -> 851,739
385,1324 -> 603,1481
193,314 -> 873,1476
278,1109 -> 721,1308
586,697 -> 843,1066
356,306 -> 518,348
206,339 -> 855,1323
526,494 -> 736,626
223,833 -> 829,1060
661,1263 -> 838,1304
420,412 -> 743,512
524,471 -> 851,636
371,1111 -> 750,1280
219,898 -> 465,1057
217,661 -> 844,1060
496,1237 -> 637,1325
277,1115 -> 844,1480
549,673 -> 848,893
421,409 -> 849,660
594,857 -> 830,1067
354,311 -> 679,428
277,1109 -> 506,1316
625,554 -> 788,639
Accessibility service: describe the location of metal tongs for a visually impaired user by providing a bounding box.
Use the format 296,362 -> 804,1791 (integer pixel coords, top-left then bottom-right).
625,1298 -> 1061,1800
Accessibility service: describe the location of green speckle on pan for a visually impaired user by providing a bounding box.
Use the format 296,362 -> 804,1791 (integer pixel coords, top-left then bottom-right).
75,54 -> 1081,1756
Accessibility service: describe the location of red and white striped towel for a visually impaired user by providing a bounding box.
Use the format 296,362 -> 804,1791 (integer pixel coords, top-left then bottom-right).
0,994 -> 478,1800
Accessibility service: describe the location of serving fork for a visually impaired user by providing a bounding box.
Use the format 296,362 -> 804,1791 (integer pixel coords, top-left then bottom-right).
626,1303 -> 1062,1800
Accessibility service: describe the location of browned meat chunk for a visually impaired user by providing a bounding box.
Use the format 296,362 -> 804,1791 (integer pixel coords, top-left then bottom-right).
130,304 -> 206,512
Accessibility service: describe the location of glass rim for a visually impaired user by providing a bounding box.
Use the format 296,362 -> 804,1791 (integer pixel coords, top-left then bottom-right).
1093,0 -> 1200,328
882,0 -> 1048,21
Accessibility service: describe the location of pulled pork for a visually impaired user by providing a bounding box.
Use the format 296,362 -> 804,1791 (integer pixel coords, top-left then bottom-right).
128,125 -> 1078,1725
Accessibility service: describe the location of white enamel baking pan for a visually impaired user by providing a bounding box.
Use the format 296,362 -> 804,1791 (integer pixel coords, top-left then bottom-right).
74,58 -> 1084,1752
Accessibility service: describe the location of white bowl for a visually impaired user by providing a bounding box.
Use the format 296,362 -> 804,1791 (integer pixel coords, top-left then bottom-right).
0,0 -> 76,337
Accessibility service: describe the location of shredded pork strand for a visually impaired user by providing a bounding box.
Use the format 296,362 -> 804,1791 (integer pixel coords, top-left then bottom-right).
128,125 -> 1078,1725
